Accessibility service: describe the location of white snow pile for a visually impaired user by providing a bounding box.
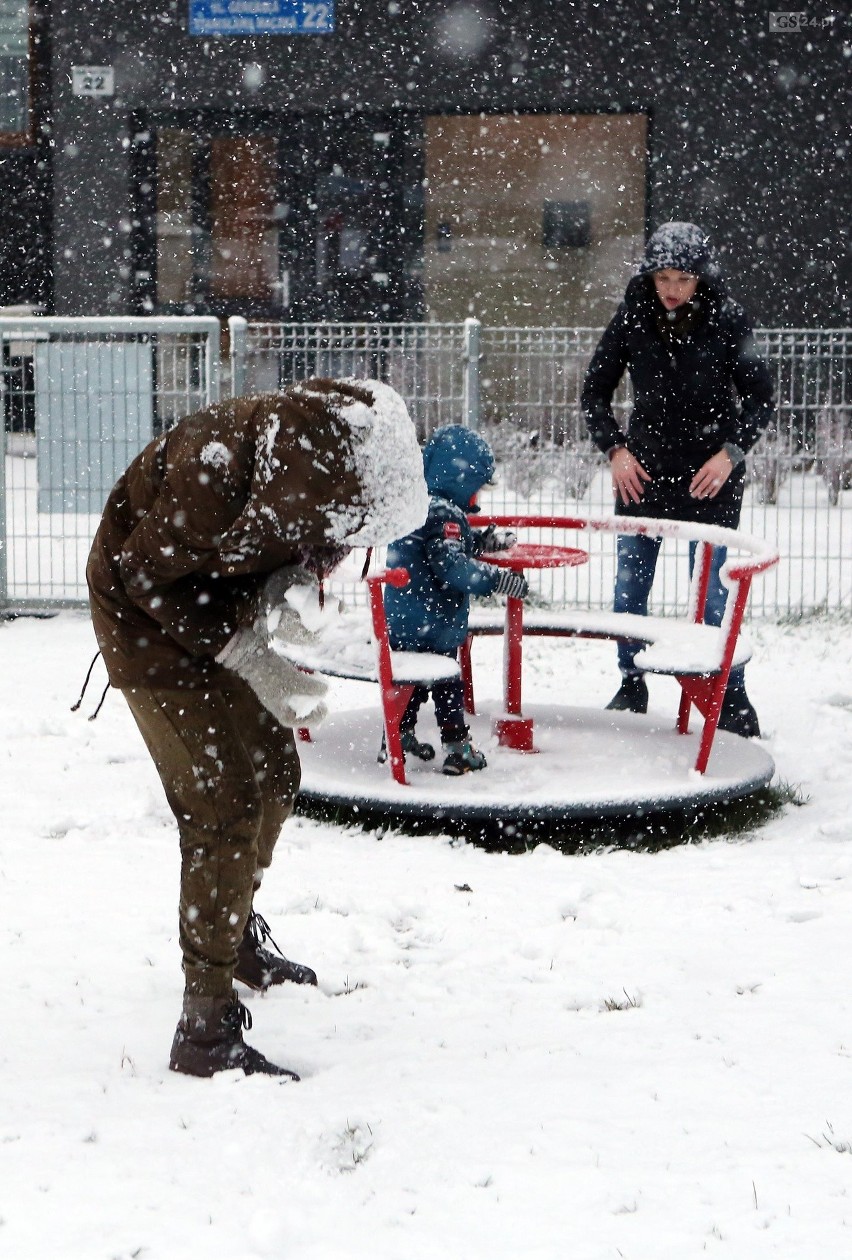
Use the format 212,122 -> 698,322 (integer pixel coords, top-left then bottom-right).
199,440 -> 233,471
279,578 -> 343,636
268,578 -> 376,677
293,377 -> 429,547
2,610 -> 852,1258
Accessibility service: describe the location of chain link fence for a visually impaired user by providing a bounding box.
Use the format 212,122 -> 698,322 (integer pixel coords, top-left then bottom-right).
1,317 -> 220,609
2,317 -> 849,615
468,326 -> 852,615
227,317 -> 478,439
227,322 -> 849,615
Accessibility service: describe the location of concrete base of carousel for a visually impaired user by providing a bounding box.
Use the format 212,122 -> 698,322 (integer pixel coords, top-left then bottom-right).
293,699 -> 776,838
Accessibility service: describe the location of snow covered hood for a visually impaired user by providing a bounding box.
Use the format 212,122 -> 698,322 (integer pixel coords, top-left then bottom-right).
637,221 -> 725,294
422,424 -> 495,509
287,378 -> 429,546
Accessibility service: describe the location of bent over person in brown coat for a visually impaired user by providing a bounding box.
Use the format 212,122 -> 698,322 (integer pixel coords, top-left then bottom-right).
87,379 -> 427,1078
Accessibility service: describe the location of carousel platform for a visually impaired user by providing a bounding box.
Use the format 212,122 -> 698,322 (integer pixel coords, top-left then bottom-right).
294,697 -> 775,836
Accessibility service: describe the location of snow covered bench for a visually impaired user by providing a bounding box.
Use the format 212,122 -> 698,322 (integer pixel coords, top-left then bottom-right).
276,568 -> 458,786
464,607 -> 753,677
463,513 -> 779,774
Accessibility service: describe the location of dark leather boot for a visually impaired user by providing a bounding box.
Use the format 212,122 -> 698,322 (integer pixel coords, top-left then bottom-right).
235,910 -> 318,991
717,683 -> 761,738
169,994 -> 299,1079
606,675 -> 649,714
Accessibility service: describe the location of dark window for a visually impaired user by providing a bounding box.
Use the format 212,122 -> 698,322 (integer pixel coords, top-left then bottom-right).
0,0 -> 29,141
136,112 -> 422,322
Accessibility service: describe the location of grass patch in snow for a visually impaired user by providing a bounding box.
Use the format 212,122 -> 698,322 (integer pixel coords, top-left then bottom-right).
602,988 -> 642,1012
805,1122 -> 852,1156
774,603 -> 852,628
331,1121 -> 374,1172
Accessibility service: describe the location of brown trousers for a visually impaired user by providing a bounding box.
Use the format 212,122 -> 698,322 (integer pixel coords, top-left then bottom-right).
122,675 -> 301,998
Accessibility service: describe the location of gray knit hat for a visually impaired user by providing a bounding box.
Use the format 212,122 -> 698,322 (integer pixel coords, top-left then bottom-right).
638,222 -> 723,285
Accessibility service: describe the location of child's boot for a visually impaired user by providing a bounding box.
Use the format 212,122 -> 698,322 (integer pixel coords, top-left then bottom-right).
441,733 -> 487,776
403,730 -> 436,760
377,728 -> 436,764
377,687 -> 434,763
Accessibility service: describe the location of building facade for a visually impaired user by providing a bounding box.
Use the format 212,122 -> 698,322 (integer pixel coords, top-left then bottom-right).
0,0 -> 50,309
4,1 -> 850,325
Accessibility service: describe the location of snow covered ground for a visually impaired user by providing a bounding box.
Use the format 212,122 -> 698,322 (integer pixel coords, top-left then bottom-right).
1,608 -> 852,1259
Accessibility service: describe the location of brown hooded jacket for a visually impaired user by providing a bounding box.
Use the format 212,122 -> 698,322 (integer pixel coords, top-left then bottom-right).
86,379 -> 426,689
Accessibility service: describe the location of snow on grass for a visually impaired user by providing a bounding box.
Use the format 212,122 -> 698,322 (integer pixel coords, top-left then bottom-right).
1,611 -> 851,1257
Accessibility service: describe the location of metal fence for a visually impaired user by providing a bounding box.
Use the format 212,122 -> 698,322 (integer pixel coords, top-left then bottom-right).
1,317 -> 220,608
228,321 -> 852,616
746,329 -> 852,615
227,316 -> 479,437
2,316 -> 850,615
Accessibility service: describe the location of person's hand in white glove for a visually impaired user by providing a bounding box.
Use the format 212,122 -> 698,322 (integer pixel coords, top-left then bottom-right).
261,565 -> 314,619
262,565 -> 343,649
216,618 -> 328,730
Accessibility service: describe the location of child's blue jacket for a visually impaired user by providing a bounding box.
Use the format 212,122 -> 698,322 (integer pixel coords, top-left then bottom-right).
384,426 -> 501,654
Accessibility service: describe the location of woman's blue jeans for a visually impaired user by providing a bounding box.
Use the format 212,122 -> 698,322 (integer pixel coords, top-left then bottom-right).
614,534 -> 744,687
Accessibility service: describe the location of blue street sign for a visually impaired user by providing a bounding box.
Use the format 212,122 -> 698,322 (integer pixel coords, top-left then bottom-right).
189,2 -> 335,36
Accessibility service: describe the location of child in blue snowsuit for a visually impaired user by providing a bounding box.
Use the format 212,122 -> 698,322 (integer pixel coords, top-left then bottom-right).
383,425 -> 527,776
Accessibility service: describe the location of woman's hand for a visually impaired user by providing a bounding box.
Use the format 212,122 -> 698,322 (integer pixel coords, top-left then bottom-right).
610,447 -> 652,505
690,449 -> 733,499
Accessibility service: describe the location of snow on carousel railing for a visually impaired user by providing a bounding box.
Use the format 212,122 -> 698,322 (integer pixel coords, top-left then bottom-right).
473,513 -> 780,584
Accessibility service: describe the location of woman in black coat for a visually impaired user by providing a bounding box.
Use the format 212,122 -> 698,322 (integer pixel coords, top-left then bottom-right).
582,222 -> 775,736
